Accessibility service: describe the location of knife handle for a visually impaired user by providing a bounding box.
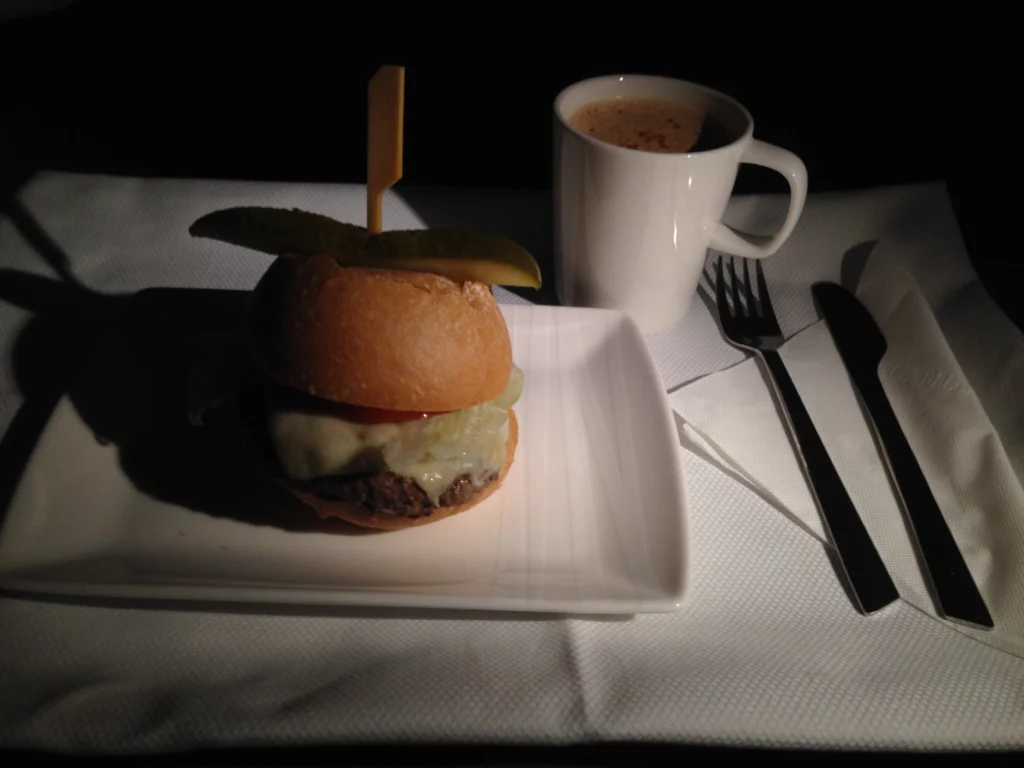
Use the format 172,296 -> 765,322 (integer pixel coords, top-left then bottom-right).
860,385 -> 993,629
760,350 -> 899,614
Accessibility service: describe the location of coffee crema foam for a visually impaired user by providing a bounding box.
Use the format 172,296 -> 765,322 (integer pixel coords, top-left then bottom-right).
569,97 -> 705,153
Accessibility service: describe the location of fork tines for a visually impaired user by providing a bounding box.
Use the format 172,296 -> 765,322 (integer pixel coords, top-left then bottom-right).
715,255 -> 775,320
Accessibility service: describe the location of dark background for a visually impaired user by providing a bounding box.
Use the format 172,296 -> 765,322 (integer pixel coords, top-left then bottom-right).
0,1 -> 982,191
0,1 -> 1020,763
2,0 -> 1009,321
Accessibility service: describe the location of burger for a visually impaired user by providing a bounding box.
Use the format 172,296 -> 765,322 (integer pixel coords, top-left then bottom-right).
189,207 -> 538,531
245,256 -> 521,530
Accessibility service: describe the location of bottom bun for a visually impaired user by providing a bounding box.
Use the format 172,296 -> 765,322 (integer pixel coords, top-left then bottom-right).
288,410 -> 518,531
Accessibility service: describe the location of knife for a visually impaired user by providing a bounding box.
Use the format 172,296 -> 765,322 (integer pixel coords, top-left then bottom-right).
813,282 -> 994,629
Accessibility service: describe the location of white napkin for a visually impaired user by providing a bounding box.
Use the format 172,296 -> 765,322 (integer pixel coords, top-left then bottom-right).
670,247 -> 1024,658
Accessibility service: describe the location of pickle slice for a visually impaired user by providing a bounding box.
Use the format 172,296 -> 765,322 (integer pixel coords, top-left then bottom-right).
190,207 -> 541,289
190,208 -> 367,257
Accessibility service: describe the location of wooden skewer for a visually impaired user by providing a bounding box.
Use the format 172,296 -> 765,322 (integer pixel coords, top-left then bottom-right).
366,65 -> 405,234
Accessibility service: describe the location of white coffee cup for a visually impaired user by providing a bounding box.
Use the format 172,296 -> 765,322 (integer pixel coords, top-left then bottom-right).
554,75 -> 808,335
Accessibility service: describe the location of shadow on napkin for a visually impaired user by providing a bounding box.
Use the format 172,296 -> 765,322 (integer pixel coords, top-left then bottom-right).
0,268 -> 378,538
0,274 -> 122,519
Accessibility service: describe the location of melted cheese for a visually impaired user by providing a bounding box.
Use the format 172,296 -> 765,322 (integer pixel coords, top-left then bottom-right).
268,402 -> 510,504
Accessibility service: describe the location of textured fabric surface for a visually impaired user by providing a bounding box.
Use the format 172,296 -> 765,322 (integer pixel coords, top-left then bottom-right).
1,173 -> 1022,752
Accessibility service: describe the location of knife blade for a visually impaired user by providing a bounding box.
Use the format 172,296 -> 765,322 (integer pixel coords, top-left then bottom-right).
813,282 -> 993,629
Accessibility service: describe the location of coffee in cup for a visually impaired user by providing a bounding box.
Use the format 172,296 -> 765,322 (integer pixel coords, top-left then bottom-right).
568,96 -> 731,154
554,75 -> 807,335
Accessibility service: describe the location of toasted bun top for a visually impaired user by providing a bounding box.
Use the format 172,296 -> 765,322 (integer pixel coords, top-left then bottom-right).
246,256 -> 512,411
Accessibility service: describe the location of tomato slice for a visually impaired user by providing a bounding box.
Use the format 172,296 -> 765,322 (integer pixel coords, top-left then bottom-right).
325,401 -> 450,424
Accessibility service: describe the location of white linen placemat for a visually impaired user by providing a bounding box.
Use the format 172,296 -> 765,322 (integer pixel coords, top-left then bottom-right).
1,173 -> 1022,752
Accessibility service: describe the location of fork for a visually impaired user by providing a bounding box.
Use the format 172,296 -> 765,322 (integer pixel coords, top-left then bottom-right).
715,256 -> 899,615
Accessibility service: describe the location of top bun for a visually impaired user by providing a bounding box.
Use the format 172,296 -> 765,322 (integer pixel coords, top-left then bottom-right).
246,255 -> 513,412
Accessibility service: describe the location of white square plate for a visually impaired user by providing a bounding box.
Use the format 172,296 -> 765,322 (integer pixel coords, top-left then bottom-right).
0,302 -> 687,614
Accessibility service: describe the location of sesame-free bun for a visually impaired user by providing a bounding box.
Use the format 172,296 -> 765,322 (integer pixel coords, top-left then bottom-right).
288,410 -> 517,531
246,256 -> 513,411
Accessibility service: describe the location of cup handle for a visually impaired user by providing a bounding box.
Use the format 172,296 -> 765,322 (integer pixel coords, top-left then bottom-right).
709,139 -> 808,259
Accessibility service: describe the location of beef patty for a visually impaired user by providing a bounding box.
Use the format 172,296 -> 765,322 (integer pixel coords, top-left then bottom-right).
228,369 -> 497,518
298,470 -> 499,518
